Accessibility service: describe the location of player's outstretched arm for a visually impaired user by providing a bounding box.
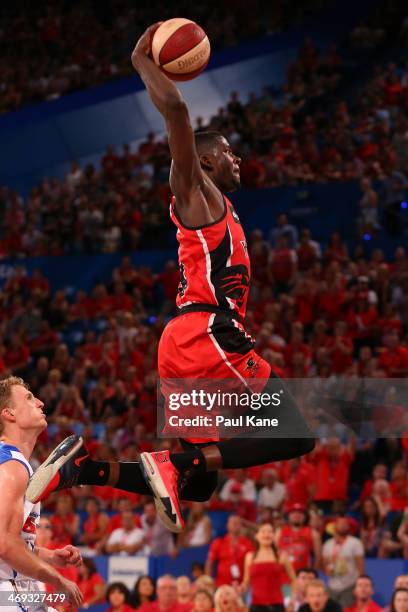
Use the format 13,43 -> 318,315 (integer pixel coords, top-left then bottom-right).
0,462 -> 82,607
132,26 -> 212,225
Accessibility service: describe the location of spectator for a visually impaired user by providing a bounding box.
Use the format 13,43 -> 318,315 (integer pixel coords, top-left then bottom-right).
396,577 -> 408,589
130,575 -> 156,609
390,589 -> 408,612
191,563 -> 205,580
138,574 -> 193,611
360,464 -> 388,501
105,509 -> 147,555
298,580 -> 342,612
371,479 -> 392,521
270,213 -> 299,248
277,504 -> 322,574
214,585 -> 246,612
192,589 -> 214,612
77,558 -> 106,607
280,458 -> 316,510
79,496 -> 110,553
311,438 -> 354,512
180,503 -> 213,548
106,582 -> 134,612
206,515 -> 254,586
378,331 -> 408,377
297,229 -> 321,272
220,470 -> 257,504
285,568 -> 319,612
140,501 -> 175,556
50,495 -> 79,547
176,576 -> 192,606
359,497 -> 384,557
241,522 -> 295,609
268,234 -> 298,294
35,515 -> 79,592
195,575 -> 216,596
219,470 -> 257,521
344,575 -> 381,612
358,177 -> 379,233
257,469 -> 286,510
322,516 -> 365,607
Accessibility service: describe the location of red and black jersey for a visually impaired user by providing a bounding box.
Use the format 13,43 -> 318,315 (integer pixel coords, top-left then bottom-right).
170,194 -> 250,320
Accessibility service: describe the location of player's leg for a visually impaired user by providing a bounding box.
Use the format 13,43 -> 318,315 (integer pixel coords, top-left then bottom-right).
26,435 -> 217,504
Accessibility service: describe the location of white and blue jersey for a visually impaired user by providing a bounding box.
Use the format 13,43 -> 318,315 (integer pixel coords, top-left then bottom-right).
0,443 -> 40,581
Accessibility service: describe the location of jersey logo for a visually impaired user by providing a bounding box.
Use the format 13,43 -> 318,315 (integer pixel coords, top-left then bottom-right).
213,264 -> 250,307
22,514 -> 37,535
178,263 -> 188,298
229,205 -> 241,224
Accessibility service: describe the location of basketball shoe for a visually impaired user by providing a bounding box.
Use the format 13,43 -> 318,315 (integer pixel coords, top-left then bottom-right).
140,450 -> 185,533
26,435 -> 89,503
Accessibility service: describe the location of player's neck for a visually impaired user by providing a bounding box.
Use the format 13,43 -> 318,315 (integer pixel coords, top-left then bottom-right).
0,429 -> 38,459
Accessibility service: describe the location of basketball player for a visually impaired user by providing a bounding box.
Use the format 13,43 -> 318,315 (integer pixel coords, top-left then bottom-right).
27,24 -> 314,533
0,376 -> 83,611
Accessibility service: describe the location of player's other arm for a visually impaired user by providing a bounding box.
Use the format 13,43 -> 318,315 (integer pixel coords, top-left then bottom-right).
0,462 -> 82,606
131,26 -> 212,226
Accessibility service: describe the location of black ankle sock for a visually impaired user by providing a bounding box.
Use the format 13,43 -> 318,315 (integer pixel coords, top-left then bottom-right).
78,460 -> 151,495
170,448 -> 206,474
115,462 -> 151,495
78,460 -> 111,486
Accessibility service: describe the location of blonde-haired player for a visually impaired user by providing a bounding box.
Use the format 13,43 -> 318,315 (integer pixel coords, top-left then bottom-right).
0,376 -> 83,611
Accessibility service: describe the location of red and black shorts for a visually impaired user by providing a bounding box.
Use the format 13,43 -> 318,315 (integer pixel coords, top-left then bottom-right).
158,306 -> 271,443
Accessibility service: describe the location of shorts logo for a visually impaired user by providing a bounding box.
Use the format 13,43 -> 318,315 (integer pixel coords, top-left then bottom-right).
245,357 -> 260,376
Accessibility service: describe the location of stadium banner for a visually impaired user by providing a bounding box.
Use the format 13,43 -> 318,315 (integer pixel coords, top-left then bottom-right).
157,378 -> 408,438
108,555 -> 149,590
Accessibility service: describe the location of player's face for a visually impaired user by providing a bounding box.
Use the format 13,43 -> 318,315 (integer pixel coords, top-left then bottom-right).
8,384 -> 46,432
214,138 -> 241,191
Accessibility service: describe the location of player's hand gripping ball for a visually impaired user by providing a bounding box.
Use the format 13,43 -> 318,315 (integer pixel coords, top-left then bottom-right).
151,18 -> 211,81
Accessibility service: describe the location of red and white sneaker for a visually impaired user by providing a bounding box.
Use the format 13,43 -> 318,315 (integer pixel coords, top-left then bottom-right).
140,450 -> 185,533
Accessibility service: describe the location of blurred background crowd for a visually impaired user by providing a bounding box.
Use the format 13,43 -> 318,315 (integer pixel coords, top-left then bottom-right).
2,0 -> 408,609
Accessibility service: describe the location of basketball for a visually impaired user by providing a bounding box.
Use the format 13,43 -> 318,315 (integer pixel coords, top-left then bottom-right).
151,18 -> 211,81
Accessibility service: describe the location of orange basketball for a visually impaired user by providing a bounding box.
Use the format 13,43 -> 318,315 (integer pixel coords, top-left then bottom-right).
151,18 -> 211,81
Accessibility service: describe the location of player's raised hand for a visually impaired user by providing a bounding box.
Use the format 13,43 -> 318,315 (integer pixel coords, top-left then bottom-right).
131,23 -> 163,65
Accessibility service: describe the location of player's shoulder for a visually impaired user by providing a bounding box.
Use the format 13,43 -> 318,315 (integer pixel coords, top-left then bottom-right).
0,442 -> 31,477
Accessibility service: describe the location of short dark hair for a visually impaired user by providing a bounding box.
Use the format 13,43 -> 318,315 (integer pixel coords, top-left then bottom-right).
356,575 -> 374,585
194,131 -> 224,155
106,582 -> 130,604
297,567 -> 318,578
82,558 -> 98,576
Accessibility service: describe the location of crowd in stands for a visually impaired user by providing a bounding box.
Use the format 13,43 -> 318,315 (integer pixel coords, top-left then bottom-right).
0,0 -> 327,114
2,35 -> 408,255
0,211 -> 407,606
2,3 -> 408,606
